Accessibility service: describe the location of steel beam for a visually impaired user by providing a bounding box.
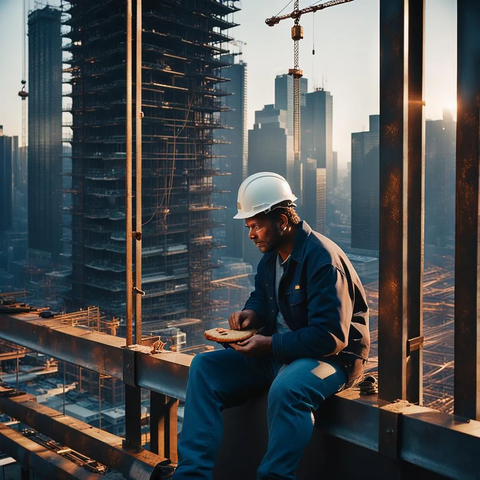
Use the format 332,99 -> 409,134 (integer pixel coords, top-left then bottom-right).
406,0 -> 425,406
315,389 -> 480,480
0,312 -> 191,401
454,0 -> 480,421
0,394 -> 168,480
379,0 -> 409,402
0,423 -> 99,480
379,0 -> 426,405
150,392 -> 179,463
124,384 -> 142,450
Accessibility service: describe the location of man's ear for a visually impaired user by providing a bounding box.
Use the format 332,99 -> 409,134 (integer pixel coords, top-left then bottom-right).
279,213 -> 288,232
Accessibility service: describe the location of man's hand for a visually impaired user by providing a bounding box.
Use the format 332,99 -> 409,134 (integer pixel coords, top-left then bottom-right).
228,309 -> 259,331
229,334 -> 272,357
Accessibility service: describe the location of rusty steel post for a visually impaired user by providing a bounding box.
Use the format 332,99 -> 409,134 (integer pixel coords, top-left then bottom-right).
126,0 -> 134,347
454,0 -> 480,421
150,392 -> 179,463
124,384 -> 142,450
406,0 -> 425,406
135,0 -> 143,343
378,0 -> 409,402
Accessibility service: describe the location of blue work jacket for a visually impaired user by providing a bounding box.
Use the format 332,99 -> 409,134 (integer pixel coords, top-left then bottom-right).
244,221 -> 370,366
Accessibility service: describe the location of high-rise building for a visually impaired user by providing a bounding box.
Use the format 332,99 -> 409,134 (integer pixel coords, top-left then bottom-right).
301,88 -> 333,191
351,114 -> 379,251
297,88 -> 332,230
28,6 -> 63,261
0,126 -> 18,233
248,105 -> 294,181
425,110 -> 456,247
274,73 -> 308,137
302,159 -> 326,233
0,127 -> 22,277
275,74 -> 308,199
63,0 -> 240,328
12,146 -> 28,233
212,53 -> 248,259
332,151 -> 338,192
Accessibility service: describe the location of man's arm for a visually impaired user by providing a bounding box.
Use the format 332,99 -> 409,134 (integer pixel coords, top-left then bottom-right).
242,257 -> 269,325
271,264 -> 353,364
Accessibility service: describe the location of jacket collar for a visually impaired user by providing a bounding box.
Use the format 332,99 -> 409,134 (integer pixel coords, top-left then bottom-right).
264,220 -> 312,268
289,220 -> 311,264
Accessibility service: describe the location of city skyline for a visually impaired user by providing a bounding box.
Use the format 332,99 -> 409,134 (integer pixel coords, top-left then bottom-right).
0,0 -> 457,169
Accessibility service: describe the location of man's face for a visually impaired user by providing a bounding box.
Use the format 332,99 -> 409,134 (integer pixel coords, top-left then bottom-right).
245,215 -> 282,253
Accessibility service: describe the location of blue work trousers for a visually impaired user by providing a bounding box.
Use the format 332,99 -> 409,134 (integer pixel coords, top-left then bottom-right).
173,347 -> 347,480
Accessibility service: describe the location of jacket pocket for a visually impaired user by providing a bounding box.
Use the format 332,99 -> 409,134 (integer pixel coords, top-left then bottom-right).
285,290 -> 308,328
286,290 -> 307,306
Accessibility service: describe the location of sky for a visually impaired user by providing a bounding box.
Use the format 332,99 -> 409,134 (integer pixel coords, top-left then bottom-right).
0,0 -> 457,168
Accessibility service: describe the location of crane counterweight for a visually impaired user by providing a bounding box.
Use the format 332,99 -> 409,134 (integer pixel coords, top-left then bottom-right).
291,25 -> 303,41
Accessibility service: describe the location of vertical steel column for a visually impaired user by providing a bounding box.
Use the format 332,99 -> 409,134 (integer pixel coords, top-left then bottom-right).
378,0 -> 409,401
454,0 -> 480,420
135,0 -> 143,343
124,384 -> 142,450
406,0 -> 425,405
125,0 -> 133,347
124,0 -> 141,451
150,392 -> 179,463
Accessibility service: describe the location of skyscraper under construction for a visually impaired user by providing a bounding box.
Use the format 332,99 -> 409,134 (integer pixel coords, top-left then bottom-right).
62,0 -> 239,330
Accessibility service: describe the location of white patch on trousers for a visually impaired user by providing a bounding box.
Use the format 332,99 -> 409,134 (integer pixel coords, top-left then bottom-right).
311,361 -> 336,379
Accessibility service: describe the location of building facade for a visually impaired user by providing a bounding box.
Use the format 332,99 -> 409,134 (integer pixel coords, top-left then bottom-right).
297,88 -> 333,230
28,6 -> 63,261
247,105 -> 294,182
425,111 -> 456,248
302,159 -> 326,234
274,73 -> 308,137
0,127 -> 17,234
351,114 -> 379,251
212,53 -> 248,260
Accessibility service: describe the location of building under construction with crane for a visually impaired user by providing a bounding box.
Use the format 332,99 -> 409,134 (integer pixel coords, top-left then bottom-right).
62,0 -> 240,333
265,0 -> 353,204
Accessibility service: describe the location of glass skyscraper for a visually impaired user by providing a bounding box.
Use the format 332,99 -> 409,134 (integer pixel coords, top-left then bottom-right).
27,6 -> 63,261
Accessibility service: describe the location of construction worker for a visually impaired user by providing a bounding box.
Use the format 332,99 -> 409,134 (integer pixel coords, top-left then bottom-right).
173,171 -> 370,480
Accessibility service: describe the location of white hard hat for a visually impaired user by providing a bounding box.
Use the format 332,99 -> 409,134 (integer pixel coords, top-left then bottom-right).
234,172 -> 298,219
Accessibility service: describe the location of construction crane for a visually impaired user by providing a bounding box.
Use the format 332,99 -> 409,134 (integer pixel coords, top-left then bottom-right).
266,0 -> 354,193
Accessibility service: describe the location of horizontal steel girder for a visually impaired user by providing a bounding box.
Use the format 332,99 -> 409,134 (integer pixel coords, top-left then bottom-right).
0,394 -> 167,480
4,312 -> 480,478
316,389 -> 480,480
0,312 -> 191,401
0,422 -> 99,480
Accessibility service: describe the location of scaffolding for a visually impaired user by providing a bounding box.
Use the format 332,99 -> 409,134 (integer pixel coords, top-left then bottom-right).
62,0 -> 239,329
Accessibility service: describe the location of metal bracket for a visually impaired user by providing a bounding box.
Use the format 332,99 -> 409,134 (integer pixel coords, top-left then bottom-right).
132,231 -> 142,240
123,347 -> 137,387
141,336 -> 161,349
133,286 -> 145,296
407,335 -> 424,356
378,399 -> 412,459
